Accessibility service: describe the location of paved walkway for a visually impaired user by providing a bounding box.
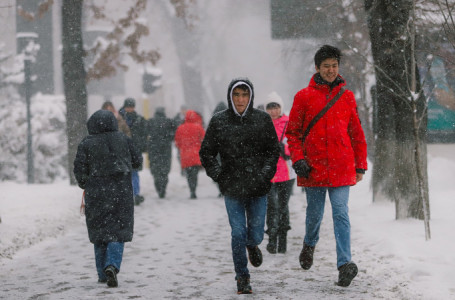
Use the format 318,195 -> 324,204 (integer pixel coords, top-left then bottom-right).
0,170 -> 422,299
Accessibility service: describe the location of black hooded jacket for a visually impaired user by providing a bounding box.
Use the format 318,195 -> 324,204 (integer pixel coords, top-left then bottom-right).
199,78 -> 280,198
73,110 -> 142,244
147,108 -> 176,172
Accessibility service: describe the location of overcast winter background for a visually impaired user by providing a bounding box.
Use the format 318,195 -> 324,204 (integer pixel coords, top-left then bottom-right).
0,0 -> 454,299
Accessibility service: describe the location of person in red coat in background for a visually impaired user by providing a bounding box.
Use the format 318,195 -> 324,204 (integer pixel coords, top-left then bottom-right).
286,45 -> 368,287
175,110 -> 205,199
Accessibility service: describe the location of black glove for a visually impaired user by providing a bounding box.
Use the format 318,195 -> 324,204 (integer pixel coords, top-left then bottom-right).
293,160 -> 311,178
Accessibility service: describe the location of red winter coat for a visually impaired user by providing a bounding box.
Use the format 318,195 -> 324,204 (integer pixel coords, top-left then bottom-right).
175,110 -> 205,169
286,74 -> 367,187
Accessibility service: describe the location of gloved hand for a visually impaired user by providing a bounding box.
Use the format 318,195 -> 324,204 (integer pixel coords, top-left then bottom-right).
293,160 -> 311,178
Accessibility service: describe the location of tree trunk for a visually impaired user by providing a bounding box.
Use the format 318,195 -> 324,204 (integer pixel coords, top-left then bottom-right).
62,0 -> 88,185
365,0 -> 429,219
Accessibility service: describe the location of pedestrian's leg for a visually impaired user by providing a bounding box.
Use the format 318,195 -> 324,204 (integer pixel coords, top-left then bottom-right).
131,170 -> 140,196
266,185 -> 278,253
104,242 -> 125,272
94,243 -> 107,282
277,180 -> 294,253
328,186 -> 351,268
245,195 -> 267,248
303,187 -> 327,247
224,196 -> 249,279
186,166 -> 198,198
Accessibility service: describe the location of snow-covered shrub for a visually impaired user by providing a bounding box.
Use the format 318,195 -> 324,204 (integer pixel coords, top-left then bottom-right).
0,92 -> 68,183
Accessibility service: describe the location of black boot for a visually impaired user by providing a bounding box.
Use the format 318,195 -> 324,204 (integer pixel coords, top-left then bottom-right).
277,230 -> 287,253
299,243 -> 315,270
337,262 -> 358,287
266,231 -> 277,254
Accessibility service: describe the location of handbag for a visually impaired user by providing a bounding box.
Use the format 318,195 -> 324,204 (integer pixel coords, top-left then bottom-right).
301,87 -> 345,145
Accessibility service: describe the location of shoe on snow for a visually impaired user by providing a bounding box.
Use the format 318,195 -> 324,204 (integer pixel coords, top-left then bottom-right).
104,265 -> 118,288
247,246 -> 263,267
337,262 -> 358,287
237,276 -> 252,294
299,243 -> 315,270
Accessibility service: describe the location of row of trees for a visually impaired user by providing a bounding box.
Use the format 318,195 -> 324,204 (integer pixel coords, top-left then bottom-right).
12,1 -> 455,234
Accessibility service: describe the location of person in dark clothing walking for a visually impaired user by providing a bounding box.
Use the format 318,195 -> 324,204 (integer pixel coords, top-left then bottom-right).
74,110 -> 142,288
119,98 -> 147,205
146,107 -> 176,198
175,110 -> 205,199
199,78 -> 280,294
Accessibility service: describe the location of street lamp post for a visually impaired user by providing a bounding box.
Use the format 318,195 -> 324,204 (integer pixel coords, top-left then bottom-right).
17,32 -> 39,184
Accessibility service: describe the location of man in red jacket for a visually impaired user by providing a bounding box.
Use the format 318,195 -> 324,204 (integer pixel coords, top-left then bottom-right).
286,45 -> 368,287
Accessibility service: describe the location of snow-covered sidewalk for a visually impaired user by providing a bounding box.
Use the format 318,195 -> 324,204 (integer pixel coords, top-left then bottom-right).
0,145 -> 454,299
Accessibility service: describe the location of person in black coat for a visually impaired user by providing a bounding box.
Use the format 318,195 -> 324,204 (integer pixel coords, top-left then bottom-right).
74,110 -> 142,288
199,78 -> 280,294
119,98 -> 147,205
146,107 -> 176,198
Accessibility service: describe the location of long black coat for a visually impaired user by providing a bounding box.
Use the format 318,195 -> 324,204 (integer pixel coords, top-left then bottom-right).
147,109 -> 176,176
74,110 -> 142,244
199,78 -> 280,198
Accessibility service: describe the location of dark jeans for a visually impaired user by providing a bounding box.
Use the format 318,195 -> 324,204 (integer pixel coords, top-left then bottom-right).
266,179 -> 295,235
94,242 -> 124,281
185,166 -> 199,195
224,195 -> 267,279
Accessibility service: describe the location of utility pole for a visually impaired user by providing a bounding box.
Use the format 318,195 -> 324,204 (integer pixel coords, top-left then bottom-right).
17,32 -> 39,184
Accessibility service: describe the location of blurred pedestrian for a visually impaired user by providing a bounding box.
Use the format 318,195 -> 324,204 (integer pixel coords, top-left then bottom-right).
119,98 -> 147,205
173,104 -> 188,127
73,110 -> 142,288
147,107 -> 176,198
199,78 -> 280,294
174,110 -> 205,199
264,92 -> 296,254
101,101 -> 131,137
286,45 -> 368,287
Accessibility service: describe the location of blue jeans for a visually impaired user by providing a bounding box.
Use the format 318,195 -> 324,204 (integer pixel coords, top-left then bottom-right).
132,170 -> 140,196
224,195 -> 267,279
304,186 -> 351,268
94,242 -> 125,281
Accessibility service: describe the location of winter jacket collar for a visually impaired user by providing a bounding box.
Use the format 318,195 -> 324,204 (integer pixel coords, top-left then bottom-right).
312,73 -> 346,92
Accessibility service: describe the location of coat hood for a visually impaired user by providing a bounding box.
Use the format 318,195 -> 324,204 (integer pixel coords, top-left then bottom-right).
184,110 -> 203,124
87,110 -> 118,135
227,77 -> 254,117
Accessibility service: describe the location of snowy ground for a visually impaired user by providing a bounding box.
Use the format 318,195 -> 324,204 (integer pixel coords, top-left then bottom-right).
0,144 -> 454,299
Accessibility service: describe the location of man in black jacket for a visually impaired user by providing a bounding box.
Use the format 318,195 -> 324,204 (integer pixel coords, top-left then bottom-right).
146,107 -> 176,198
199,78 -> 280,294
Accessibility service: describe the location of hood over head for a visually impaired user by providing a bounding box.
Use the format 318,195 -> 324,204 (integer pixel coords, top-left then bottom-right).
227,77 -> 254,117
184,110 -> 203,124
87,110 -> 118,135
